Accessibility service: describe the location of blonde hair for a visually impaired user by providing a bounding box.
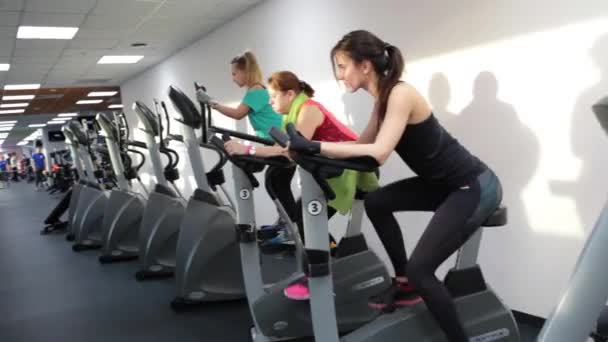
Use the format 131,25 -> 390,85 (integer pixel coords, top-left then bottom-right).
231,51 -> 263,86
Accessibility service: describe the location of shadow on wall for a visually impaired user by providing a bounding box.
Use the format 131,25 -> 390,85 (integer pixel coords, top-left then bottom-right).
428,71 -> 542,287
552,33 -> 608,233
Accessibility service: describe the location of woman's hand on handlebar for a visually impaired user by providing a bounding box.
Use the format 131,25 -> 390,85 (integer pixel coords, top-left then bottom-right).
224,140 -> 248,155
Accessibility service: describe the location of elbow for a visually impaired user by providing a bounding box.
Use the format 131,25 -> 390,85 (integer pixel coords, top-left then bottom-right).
373,149 -> 391,166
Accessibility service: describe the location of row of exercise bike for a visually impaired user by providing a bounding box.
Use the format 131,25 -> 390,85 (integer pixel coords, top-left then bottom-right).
40,83 -> 608,342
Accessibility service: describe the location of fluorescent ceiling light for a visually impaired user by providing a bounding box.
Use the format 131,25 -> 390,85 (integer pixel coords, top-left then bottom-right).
0,127 -> 13,132
0,109 -> 25,114
28,124 -> 46,128
76,99 -> 103,104
0,103 -> 29,108
0,133 -> 7,139
17,141 -> 28,146
97,55 -> 143,64
0,120 -> 17,124
47,121 -> 67,125
52,117 -> 70,121
17,26 -> 79,40
0,64 -> 9,71
2,95 -> 35,101
58,113 -> 78,117
4,84 -> 40,90
0,140 -> 4,145
108,104 -> 123,109
88,91 -> 117,97
0,124 -> 14,128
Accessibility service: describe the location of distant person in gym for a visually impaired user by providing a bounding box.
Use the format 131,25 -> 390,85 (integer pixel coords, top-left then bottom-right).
284,30 -> 503,342
32,143 -> 46,191
10,153 -> 19,182
208,51 -> 283,140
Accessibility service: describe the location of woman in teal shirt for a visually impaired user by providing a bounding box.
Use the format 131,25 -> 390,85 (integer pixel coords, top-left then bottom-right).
209,51 -> 282,139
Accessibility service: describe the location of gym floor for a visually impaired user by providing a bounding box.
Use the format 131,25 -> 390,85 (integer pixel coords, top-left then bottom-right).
0,182 -> 541,342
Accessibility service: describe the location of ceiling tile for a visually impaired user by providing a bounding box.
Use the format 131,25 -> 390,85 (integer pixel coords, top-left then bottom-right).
75,28 -> 129,40
15,39 -> 69,50
0,11 -> 20,27
13,49 -> 63,58
0,0 -> 24,11
92,0 -> 159,16
207,0 -> 260,20
21,12 -> 85,27
68,38 -> 119,49
10,55 -> 59,65
155,0 -> 223,18
24,0 -> 96,14
0,39 -> 13,56
82,15 -> 144,30
5,72 -> 46,84
0,27 -> 16,39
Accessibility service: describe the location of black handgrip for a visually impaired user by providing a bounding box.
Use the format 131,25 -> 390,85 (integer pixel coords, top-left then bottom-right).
199,142 -> 228,172
269,127 -> 289,147
210,125 -> 274,146
126,140 -> 147,149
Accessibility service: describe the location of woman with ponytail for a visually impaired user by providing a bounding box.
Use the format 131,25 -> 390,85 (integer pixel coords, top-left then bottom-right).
283,30 -> 503,342
209,51 -> 282,139
223,70 -> 378,275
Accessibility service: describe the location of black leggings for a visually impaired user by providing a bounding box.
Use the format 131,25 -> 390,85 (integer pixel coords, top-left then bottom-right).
365,169 -> 502,342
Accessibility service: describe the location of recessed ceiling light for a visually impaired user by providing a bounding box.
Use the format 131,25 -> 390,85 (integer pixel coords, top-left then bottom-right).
4,84 -> 40,90
17,26 -> 79,40
0,109 -> 25,114
0,133 -> 7,139
88,91 -> 117,97
108,104 -> 123,109
58,113 -> 78,117
0,120 -> 17,124
76,99 -> 103,104
28,124 -> 46,128
17,141 -> 28,146
52,117 -> 70,121
97,55 -> 143,64
2,95 -> 35,101
0,103 -> 29,108
0,127 -> 12,132
0,123 -> 14,127
0,64 -> 9,71
47,121 -> 67,125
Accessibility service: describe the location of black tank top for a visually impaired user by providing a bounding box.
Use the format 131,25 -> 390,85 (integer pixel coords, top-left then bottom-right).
395,113 -> 486,188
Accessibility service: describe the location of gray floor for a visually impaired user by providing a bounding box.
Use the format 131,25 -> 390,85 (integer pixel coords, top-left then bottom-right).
0,181 -> 540,342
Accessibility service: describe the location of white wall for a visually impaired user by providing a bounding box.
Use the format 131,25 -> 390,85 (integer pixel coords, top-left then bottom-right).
120,0 -> 608,317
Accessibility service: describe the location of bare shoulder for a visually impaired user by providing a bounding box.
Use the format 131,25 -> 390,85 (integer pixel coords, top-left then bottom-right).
389,82 -> 431,121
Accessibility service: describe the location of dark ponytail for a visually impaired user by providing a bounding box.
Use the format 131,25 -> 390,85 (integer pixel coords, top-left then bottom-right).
331,30 -> 405,121
268,71 -> 315,97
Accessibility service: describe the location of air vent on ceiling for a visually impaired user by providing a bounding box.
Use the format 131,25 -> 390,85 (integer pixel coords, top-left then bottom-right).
76,79 -> 112,84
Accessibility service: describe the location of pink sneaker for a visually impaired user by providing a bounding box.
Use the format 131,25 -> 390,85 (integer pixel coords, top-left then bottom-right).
283,278 -> 309,300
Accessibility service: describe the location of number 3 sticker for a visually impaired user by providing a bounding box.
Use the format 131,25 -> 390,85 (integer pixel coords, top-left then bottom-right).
307,200 -> 323,216
239,189 -> 251,199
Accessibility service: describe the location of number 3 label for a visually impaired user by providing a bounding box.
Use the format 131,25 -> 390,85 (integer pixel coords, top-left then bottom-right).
239,189 -> 250,199
307,200 -> 323,216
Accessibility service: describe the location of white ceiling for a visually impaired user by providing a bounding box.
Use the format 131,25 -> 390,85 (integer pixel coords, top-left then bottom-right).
0,0 -> 263,88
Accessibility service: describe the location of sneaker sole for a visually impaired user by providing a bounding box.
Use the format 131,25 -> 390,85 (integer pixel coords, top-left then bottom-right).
283,289 -> 310,301
368,296 -> 423,309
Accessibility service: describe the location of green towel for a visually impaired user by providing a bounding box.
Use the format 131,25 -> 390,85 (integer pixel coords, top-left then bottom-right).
282,92 -> 379,214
